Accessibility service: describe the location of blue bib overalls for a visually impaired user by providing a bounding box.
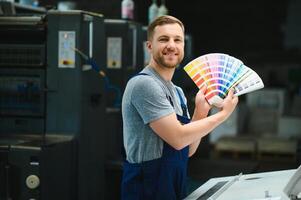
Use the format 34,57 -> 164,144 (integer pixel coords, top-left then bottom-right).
121,73 -> 190,200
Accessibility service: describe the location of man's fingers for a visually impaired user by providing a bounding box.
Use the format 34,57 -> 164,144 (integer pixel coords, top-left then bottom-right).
227,88 -> 234,98
233,95 -> 239,104
199,85 -> 207,93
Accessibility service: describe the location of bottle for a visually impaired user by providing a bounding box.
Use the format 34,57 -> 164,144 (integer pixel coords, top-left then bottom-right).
157,0 -> 168,17
121,0 -> 134,20
148,0 -> 158,24
32,0 -> 39,7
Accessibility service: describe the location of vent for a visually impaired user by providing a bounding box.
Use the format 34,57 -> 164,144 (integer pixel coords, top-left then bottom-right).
0,44 -> 45,67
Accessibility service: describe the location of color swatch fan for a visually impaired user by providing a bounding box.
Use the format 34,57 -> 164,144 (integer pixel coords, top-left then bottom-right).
184,53 -> 264,107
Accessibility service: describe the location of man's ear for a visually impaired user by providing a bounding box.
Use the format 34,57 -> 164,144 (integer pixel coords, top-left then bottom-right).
146,41 -> 152,51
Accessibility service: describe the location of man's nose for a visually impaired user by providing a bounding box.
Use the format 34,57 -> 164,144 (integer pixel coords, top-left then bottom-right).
166,40 -> 176,49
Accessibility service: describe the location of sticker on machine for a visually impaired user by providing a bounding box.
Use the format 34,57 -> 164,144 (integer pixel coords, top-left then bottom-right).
58,31 -> 76,68
107,37 -> 122,69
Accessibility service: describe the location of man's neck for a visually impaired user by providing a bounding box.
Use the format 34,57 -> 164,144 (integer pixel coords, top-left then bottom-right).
149,61 -> 175,82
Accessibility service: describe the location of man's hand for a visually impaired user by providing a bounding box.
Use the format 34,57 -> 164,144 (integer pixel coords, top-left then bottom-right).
220,88 -> 239,119
193,86 -> 211,120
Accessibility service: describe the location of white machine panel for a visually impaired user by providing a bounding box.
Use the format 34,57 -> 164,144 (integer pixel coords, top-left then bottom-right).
107,37 -> 122,69
185,167 -> 301,200
58,31 -> 76,68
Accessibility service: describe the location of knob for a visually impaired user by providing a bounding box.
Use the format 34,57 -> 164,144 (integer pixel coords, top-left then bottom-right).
26,175 -> 40,189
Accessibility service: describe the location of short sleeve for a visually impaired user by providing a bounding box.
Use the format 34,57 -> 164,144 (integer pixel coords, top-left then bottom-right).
131,77 -> 174,124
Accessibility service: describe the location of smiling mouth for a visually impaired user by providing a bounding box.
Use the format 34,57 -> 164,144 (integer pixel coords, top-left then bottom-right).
163,52 -> 178,56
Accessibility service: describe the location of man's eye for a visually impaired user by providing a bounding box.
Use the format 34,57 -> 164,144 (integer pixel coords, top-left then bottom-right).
159,38 -> 168,42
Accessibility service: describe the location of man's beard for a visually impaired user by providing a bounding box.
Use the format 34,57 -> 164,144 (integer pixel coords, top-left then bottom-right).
154,53 -> 183,69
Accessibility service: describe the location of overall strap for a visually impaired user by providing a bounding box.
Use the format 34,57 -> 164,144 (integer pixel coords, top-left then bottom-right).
134,72 -> 149,77
175,88 -> 188,118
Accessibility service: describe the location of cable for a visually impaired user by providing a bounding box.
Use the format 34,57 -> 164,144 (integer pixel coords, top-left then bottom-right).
72,47 -> 122,107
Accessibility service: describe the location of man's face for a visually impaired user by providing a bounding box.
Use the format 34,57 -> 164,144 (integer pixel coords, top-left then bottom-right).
148,23 -> 185,69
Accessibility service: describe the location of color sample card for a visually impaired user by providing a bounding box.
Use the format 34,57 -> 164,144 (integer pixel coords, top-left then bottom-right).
184,53 -> 264,107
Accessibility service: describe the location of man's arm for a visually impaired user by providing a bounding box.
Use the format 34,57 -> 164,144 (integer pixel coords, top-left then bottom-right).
188,87 -> 211,157
150,89 -> 238,151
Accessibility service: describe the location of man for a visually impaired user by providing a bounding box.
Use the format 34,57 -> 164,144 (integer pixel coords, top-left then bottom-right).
121,15 -> 238,200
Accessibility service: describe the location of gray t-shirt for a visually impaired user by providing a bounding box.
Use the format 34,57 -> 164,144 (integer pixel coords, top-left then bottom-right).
122,66 -> 189,163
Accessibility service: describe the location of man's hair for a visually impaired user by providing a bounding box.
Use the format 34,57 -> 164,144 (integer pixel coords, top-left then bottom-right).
147,15 -> 185,40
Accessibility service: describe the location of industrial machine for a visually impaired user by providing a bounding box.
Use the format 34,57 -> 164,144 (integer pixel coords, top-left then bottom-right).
46,10 -> 106,200
0,135 -> 76,200
0,5 -> 107,199
104,19 -> 144,108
